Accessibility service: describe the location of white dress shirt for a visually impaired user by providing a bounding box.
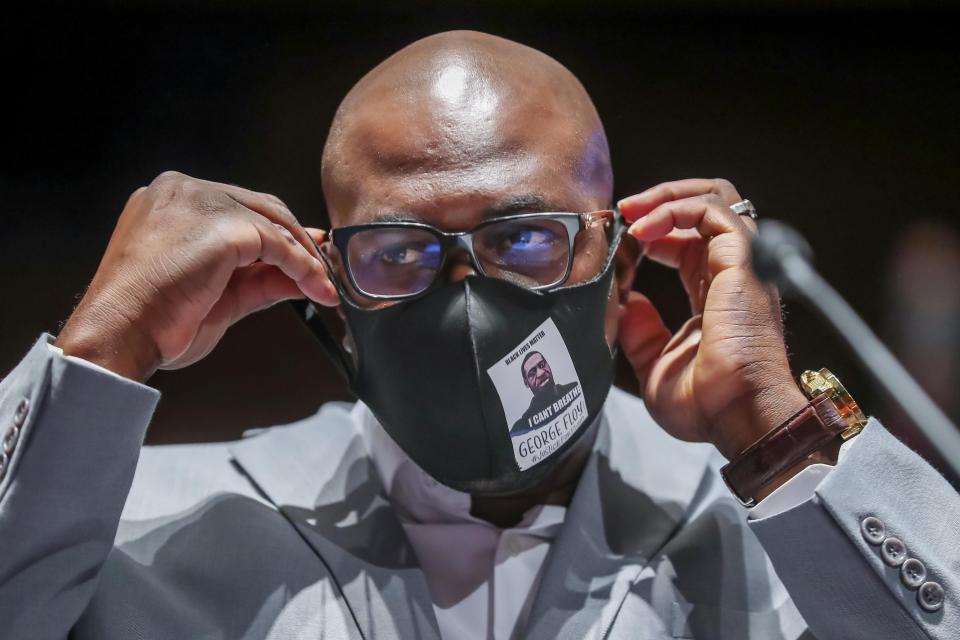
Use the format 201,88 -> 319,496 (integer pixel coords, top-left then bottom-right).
49,343 -> 845,639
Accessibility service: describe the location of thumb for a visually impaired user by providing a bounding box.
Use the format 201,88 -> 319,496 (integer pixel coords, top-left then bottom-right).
221,263 -> 307,325
618,291 -> 672,391
163,263 -> 305,370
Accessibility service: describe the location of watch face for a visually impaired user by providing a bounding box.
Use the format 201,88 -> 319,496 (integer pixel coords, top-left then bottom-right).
800,368 -> 868,438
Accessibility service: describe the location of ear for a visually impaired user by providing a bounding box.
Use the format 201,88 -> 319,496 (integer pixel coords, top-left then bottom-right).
613,234 -> 642,302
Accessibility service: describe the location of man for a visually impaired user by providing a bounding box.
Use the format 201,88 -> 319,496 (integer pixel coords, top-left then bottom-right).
511,352 -> 580,437
0,30 -> 957,640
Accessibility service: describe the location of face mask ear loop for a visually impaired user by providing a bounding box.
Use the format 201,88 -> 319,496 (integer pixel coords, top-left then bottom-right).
610,207 -> 627,251
288,245 -> 357,381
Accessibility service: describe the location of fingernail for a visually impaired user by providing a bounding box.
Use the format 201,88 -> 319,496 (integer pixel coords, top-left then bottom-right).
619,199 -> 645,224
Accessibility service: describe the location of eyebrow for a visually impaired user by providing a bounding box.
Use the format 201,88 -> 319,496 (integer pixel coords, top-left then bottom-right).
371,211 -> 422,223
369,194 -> 563,224
485,194 -> 554,217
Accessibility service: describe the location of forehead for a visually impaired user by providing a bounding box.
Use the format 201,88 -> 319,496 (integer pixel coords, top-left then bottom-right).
324,71 -> 608,229
523,353 -> 546,372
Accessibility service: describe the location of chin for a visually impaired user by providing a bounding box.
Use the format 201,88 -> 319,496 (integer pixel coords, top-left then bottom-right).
442,463 -> 560,497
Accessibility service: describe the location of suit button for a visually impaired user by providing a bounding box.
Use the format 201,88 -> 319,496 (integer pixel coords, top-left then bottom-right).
2,426 -> 18,455
13,398 -> 29,428
860,516 -> 886,545
881,537 -> 907,567
918,581 -> 945,612
0,452 -> 8,482
901,558 -> 928,589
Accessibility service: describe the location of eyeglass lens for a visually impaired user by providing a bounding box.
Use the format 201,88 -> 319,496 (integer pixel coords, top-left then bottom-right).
472,217 -> 570,287
345,217 -> 572,297
346,227 -> 443,297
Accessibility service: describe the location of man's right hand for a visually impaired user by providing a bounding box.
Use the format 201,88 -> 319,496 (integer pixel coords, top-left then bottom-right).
55,171 -> 338,382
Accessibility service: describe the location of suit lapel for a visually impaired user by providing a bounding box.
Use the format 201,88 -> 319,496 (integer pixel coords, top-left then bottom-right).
525,388 -> 716,640
228,390 -> 714,640
229,403 -> 441,640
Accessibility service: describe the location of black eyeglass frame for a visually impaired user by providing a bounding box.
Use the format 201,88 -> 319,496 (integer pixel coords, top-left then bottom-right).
326,210 -> 616,301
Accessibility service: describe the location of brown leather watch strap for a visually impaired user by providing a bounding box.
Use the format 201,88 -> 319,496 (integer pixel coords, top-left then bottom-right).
721,392 -> 848,506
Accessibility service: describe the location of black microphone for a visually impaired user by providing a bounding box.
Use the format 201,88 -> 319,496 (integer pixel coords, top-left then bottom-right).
750,220 -> 812,292
751,220 -> 960,478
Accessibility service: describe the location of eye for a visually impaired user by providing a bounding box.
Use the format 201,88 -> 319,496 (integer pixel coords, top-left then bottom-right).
378,245 -> 419,265
497,228 -> 555,253
376,242 -> 440,267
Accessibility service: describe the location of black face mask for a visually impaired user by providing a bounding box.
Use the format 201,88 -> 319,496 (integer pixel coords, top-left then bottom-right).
295,220 -> 624,495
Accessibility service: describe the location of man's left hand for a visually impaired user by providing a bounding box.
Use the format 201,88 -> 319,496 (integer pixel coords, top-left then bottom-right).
617,178 -> 808,461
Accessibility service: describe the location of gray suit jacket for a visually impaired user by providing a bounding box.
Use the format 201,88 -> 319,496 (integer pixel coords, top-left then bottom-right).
0,335 -> 957,639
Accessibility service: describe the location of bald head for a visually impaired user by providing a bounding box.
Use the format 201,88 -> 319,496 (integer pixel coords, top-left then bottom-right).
321,31 -> 613,229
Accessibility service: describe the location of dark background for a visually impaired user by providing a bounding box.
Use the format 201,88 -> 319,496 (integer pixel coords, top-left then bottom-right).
3,3 -> 959,471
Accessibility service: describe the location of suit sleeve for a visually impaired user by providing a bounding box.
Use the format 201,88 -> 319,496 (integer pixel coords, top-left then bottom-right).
749,418 -> 959,640
0,335 -> 159,640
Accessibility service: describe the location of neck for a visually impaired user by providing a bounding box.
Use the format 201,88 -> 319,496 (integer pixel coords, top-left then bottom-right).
469,416 -> 599,528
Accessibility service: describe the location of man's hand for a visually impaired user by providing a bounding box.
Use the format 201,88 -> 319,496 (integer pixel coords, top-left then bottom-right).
56,171 -> 338,382
617,179 -> 808,461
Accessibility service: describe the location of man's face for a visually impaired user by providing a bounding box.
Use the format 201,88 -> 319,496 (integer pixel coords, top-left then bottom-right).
523,353 -> 554,394
322,48 -> 621,310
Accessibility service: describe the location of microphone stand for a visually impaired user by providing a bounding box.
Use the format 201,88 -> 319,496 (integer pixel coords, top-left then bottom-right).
753,221 -> 960,480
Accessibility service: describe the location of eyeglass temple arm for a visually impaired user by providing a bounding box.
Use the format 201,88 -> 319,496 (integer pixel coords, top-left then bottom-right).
584,209 -> 618,229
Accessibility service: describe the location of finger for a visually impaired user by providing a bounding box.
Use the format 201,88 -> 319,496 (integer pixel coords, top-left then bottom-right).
304,227 -> 327,252
627,193 -> 749,246
209,181 -> 321,259
617,178 -> 742,223
126,186 -> 148,208
737,211 -> 758,235
231,212 -> 338,306
618,291 -> 672,390
255,220 -> 338,305
641,230 -> 709,314
641,228 -> 702,269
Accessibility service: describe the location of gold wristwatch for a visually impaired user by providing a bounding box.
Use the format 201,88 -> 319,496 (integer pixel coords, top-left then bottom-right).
721,368 -> 869,506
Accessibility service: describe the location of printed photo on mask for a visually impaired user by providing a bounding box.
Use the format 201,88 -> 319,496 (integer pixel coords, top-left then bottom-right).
486,318 -> 588,471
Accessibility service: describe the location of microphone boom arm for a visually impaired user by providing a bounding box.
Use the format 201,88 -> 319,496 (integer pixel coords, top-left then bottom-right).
754,222 -> 960,480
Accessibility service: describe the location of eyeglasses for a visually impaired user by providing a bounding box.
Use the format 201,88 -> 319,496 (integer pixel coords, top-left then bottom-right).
327,210 -> 615,300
